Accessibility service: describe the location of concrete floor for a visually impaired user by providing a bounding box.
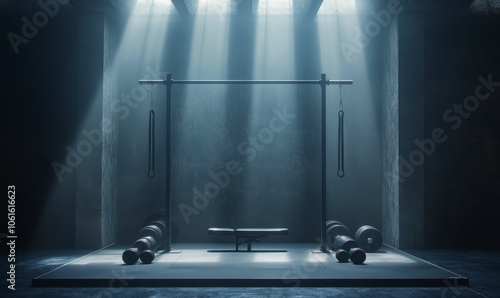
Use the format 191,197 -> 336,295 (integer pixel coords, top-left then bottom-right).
32,243 -> 467,287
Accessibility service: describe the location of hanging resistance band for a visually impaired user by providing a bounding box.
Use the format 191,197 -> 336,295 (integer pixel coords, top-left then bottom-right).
148,86 -> 156,178
337,85 -> 345,178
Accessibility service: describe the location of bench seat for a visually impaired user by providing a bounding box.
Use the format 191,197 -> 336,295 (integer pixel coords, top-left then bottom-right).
208,227 -> 289,251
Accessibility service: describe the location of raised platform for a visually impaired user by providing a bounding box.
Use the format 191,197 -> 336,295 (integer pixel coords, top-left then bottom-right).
32,243 -> 469,287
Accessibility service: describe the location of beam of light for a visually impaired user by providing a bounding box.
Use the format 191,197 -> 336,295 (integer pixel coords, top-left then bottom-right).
316,0 -> 382,216
133,0 -> 175,15
195,0 -> 231,15
175,1 -> 232,224
115,1 -> 172,78
317,0 -> 377,143
182,2 -> 231,123
317,0 -> 362,75
318,0 -> 357,15
239,1 -> 298,225
252,0 -> 296,106
256,0 -> 293,15
38,0 -> 173,248
167,253 -> 223,263
186,3 -> 230,78
250,253 -> 292,263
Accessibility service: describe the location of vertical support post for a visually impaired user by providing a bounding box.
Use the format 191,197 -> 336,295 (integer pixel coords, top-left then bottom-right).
165,74 -> 172,252
320,73 -> 328,252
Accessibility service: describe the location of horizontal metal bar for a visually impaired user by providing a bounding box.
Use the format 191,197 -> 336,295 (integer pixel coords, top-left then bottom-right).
175,80 -> 319,84
139,79 -> 353,85
328,80 -> 354,85
139,79 -> 165,85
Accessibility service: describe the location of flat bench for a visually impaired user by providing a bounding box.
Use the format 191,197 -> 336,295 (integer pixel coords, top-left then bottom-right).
208,228 -> 289,252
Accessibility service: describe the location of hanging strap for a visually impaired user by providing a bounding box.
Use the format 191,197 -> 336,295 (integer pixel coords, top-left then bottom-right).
337,85 -> 345,178
148,86 -> 156,178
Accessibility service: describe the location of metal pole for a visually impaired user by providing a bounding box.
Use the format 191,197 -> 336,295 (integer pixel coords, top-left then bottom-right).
320,73 -> 328,252
165,74 -> 172,252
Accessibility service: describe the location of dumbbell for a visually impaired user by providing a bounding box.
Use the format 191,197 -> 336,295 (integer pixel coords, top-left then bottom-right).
325,220 -> 366,264
138,214 -> 179,264
326,220 -> 344,229
142,213 -> 179,243
325,220 -> 351,250
332,235 -> 366,265
122,222 -> 163,265
355,225 -> 383,253
138,222 -> 165,264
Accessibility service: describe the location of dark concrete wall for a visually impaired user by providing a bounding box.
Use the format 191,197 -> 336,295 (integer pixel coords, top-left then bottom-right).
382,15 -> 400,248
101,15 -> 119,246
397,12 -> 426,248
385,3 -> 500,248
75,12 -> 119,249
75,12 -> 105,249
423,15 -> 500,248
1,2 -> 78,249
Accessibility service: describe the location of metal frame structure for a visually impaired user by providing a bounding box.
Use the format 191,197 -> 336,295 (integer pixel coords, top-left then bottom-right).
139,73 -> 353,252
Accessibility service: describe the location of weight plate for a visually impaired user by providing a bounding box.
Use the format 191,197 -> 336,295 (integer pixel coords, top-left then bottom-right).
349,247 -> 366,265
326,224 -> 351,250
122,248 -> 139,265
335,249 -> 350,263
326,220 -> 345,229
138,225 -> 163,244
355,225 -> 383,253
143,214 -> 179,243
140,250 -> 155,264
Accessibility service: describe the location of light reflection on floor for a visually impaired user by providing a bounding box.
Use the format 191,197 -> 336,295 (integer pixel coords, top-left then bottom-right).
32,243 -> 468,288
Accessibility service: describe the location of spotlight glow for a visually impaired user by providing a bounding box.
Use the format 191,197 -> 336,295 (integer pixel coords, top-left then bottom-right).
195,0 -> 232,15
256,0 -> 293,15
318,0 -> 356,15
133,0 -> 175,15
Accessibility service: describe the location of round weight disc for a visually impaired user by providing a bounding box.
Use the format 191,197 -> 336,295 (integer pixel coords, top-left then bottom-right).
150,219 -> 167,236
138,225 -> 163,244
355,225 -> 383,253
335,249 -> 350,263
122,248 -> 140,265
143,214 -> 179,243
143,212 -> 166,227
326,220 -> 345,230
326,224 -> 351,250
140,250 -> 155,264
143,235 -> 157,250
349,247 -> 366,265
